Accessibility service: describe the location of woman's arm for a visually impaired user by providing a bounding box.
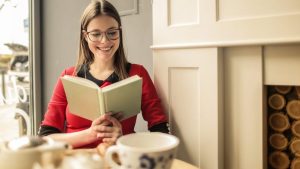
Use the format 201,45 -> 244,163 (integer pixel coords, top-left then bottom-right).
136,65 -> 169,131
149,122 -> 169,133
45,128 -> 96,148
44,113 -> 122,148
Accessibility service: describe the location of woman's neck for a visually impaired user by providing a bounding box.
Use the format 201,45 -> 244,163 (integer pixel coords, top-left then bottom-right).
89,59 -> 115,80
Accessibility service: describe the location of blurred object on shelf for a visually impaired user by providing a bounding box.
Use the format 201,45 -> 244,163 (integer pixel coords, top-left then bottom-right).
4,43 -> 28,53
4,43 -> 29,82
0,54 -> 13,65
9,54 -> 28,72
6,136 -> 46,150
0,42 -> 28,70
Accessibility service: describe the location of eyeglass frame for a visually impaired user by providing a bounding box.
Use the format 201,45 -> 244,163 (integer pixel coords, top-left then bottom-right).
83,28 -> 122,42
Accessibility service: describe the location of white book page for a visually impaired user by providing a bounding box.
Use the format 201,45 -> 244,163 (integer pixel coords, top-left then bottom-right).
62,75 -> 99,89
101,75 -> 141,92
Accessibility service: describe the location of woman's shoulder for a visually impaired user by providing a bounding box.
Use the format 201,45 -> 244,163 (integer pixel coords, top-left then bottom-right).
129,63 -> 147,73
128,63 -> 151,79
61,66 -> 76,76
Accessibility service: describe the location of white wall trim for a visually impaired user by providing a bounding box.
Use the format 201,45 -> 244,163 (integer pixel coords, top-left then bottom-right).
151,38 -> 300,49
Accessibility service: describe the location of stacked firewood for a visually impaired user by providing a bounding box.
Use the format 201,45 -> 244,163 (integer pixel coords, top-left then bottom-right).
268,86 -> 300,169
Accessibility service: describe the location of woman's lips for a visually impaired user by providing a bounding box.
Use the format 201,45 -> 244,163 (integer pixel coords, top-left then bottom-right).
97,46 -> 112,51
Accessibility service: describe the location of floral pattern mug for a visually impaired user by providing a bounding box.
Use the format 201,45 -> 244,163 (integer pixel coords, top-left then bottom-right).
105,132 -> 179,169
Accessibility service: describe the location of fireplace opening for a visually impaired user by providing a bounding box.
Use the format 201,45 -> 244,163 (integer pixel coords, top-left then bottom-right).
268,86 -> 300,169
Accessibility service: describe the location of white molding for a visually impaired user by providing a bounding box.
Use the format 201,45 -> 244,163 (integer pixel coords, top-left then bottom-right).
151,38 -> 300,49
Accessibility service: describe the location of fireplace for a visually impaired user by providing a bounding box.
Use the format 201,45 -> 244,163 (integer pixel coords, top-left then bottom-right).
152,44 -> 300,169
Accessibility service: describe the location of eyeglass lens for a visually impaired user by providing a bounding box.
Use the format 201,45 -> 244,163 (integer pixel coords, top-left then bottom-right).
88,29 -> 119,42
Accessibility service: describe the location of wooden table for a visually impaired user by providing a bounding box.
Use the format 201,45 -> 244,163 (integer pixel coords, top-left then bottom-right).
171,159 -> 199,169
65,149 -> 199,169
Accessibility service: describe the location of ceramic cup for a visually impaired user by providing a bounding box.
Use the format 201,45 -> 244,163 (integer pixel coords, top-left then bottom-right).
0,138 -> 68,169
105,132 -> 179,169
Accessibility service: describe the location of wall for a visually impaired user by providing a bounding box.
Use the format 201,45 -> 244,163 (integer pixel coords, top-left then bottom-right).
41,0 -> 153,131
41,0 -> 90,111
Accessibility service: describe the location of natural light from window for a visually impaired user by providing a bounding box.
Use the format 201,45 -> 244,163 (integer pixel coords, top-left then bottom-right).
0,0 -> 30,141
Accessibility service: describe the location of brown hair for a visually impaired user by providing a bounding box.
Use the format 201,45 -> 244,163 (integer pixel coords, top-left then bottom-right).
75,0 -> 128,80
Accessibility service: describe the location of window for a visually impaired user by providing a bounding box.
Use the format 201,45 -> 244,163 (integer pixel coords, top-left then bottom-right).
0,0 -> 40,141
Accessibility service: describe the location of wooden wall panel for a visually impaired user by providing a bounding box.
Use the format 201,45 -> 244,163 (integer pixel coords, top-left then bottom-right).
223,46 -> 264,169
169,67 -> 200,164
264,44 -> 300,85
218,0 -> 300,21
168,0 -> 199,26
153,48 -> 223,169
153,0 -> 300,48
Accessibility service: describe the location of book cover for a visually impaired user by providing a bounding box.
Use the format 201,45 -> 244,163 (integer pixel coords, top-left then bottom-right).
61,75 -> 142,121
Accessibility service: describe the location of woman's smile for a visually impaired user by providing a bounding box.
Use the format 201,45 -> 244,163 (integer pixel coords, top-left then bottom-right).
97,46 -> 112,51
95,45 -> 114,57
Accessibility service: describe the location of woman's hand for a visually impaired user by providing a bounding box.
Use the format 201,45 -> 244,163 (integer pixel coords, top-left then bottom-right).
88,112 -> 123,144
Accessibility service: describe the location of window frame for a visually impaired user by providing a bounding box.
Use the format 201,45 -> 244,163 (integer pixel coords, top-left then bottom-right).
29,0 -> 42,135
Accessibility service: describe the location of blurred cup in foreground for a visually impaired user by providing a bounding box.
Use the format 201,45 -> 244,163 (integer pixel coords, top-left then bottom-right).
105,132 -> 179,169
0,136 -> 68,169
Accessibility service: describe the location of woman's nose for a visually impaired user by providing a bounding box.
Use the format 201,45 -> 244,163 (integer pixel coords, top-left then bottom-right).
100,34 -> 110,43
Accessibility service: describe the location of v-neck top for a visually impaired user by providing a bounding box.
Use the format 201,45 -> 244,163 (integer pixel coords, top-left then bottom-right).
76,63 -> 130,86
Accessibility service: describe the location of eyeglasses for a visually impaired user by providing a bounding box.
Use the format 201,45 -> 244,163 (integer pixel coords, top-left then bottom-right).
85,28 -> 121,42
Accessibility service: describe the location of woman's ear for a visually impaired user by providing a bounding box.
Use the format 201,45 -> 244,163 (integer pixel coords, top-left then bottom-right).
82,30 -> 88,42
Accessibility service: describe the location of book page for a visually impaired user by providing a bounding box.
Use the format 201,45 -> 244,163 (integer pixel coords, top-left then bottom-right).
61,76 -> 101,121
101,75 -> 141,91
62,75 -> 99,88
102,76 -> 142,121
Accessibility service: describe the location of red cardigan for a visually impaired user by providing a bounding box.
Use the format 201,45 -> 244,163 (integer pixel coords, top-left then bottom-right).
41,64 -> 168,148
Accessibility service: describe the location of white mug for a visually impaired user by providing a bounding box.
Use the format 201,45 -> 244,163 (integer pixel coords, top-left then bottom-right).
105,132 -> 179,169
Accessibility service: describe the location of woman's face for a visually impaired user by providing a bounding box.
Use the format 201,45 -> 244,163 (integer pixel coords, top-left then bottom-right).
84,15 -> 120,62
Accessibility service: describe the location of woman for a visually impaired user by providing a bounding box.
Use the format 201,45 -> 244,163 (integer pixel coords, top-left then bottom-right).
38,0 -> 169,149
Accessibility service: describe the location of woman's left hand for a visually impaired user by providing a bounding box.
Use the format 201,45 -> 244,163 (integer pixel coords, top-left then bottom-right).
98,112 -> 123,144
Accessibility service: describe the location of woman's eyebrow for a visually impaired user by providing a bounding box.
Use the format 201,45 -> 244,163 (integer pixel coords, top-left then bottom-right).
107,26 -> 118,30
88,27 -> 119,32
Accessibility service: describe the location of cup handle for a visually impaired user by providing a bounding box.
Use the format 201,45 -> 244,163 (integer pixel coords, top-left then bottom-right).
105,145 -> 121,169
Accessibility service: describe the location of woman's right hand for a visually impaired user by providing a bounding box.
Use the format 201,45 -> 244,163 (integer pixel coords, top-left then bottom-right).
87,112 -> 122,144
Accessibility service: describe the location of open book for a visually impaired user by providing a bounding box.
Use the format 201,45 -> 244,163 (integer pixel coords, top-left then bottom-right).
61,75 -> 142,121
